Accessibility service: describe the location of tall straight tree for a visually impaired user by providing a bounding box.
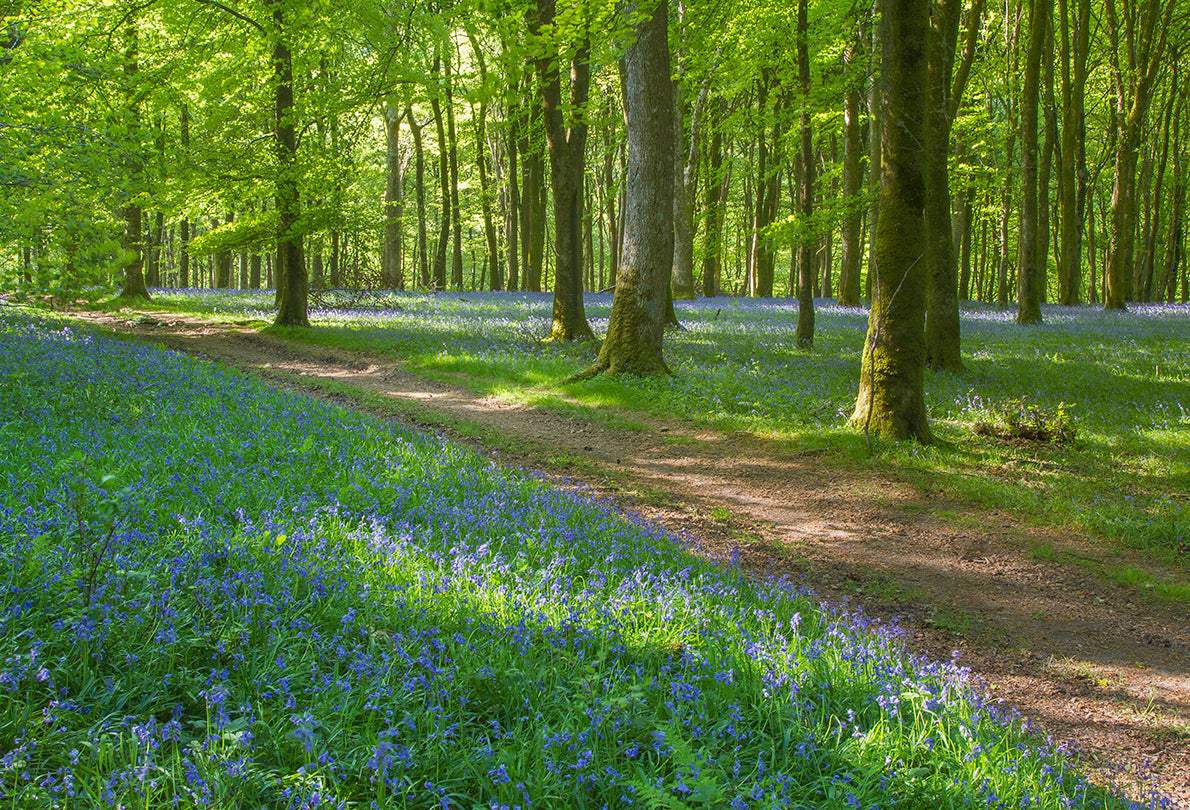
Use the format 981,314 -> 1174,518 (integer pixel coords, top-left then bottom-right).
923,0 -> 983,366
1056,0 -> 1091,305
794,0 -> 814,348
118,12 -> 149,300
1017,0 -> 1048,324
269,0 -> 307,326
575,0 -> 673,378
837,8 -> 866,307
535,0 -> 594,341
850,0 -> 932,443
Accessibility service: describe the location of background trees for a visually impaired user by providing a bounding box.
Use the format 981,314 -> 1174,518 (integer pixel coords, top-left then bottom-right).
3,0 -> 1190,390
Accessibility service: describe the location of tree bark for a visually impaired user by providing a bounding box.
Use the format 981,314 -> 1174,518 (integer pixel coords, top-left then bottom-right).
1056,0 -> 1090,305
406,106 -> 430,290
466,32 -> 501,291
575,0 -> 674,379
270,0 -> 306,326
445,45 -> 463,289
382,104 -> 405,290
1018,0 -> 1048,324
431,53 -> 450,292
838,11 -> 866,307
795,0 -> 815,348
535,0 -> 594,341
850,0 -> 932,444
118,16 -> 149,300
924,0 -> 982,366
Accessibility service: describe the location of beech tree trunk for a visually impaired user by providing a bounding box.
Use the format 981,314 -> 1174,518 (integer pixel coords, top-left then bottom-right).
837,13 -> 865,307
577,0 -> 674,379
536,0 -> 594,341
271,0 -> 307,326
794,0 -> 815,348
1018,0 -> 1048,324
382,104 -> 405,290
850,0 -> 932,444
431,53 -> 450,292
1057,0 -> 1090,305
119,17 -> 149,300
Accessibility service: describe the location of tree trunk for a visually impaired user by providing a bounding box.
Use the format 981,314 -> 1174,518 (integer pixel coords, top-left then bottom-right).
576,0 -> 673,379
850,0 -> 932,444
865,0 -> 882,300
1056,0 -> 1090,305
118,17 -> 149,300
382,104 -> 405,290
431,53 -> 450,292
702,108 -> 727,297
407,106 -> 430,289
1018,0 -> 1048,324
536,0 -> 594,341
466,32 -> 501,292
270,0 -> 307,327
795,0 -> 815,348
445,46 -> 463,289
838,11 -> 865,307
924,0 -> 982,366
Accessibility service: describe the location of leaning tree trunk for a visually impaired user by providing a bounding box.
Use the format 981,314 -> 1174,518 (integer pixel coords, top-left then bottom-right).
536,0 -> 594,341
849,0 -> 932,444
575,0 -> 673,379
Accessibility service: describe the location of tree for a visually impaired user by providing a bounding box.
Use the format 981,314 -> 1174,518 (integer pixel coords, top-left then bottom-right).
1055,0 -> 1090,305
1103,0 -> 1178,310
535,0 -> 594,341
849,0 -> 932,443
836,8 -> 866,307
923,0 -> 982,365
794,0 -> 814,348
574,0 -> 673,378
118,12 -> 150,300
1017,0 -> 1048,324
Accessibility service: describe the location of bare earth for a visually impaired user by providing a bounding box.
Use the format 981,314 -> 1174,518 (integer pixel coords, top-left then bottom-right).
75,310 -> 1189,807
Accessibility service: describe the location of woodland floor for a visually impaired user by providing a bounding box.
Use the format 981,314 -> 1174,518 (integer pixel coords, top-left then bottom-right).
72,308 -> 1190,808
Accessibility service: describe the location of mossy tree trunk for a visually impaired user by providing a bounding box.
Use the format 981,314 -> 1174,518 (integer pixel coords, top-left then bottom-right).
576,0 -> 673,379
536,0 -> 594,342
849,0 -> 932,444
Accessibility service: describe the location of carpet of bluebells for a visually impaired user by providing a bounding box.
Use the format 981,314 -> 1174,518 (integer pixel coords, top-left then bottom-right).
0,310 -> 1176,809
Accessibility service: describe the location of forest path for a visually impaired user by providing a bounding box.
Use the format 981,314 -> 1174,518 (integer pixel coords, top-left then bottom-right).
74,309 -> 1189,807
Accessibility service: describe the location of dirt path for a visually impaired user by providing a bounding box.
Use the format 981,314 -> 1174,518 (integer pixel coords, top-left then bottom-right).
78,310 -> 1189,807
